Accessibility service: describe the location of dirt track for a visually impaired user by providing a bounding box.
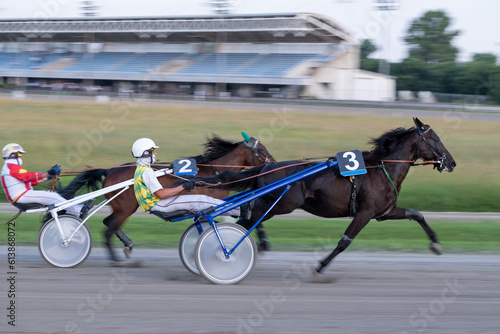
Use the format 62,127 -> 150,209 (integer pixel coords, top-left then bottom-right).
1,246 -> 499,334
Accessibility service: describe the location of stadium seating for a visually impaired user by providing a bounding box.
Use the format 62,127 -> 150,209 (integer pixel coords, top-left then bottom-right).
177,53 -> 318,77
111,52 -> 185,72
176,53 -> 258,76
0,52 -> 62,70
63,52 -> 135,72
0,51 -> 322,77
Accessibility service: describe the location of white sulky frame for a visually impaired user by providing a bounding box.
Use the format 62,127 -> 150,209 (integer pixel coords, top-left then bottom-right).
27,168 -> 173,247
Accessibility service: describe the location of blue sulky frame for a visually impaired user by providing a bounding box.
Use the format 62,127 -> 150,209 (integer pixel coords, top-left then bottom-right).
172,159 -> 340,284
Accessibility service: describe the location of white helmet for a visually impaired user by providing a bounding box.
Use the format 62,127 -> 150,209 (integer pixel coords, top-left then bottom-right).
131,138 -> 159,158
2,143 -> 26,159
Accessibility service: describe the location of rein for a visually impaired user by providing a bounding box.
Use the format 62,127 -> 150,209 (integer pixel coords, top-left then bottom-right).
381,159 -> 440,166
196,160 -> 317,188
58,163 -> 270,177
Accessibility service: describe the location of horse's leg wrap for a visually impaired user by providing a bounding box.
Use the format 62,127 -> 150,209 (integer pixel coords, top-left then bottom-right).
115,229 -> 136,249
336,234 -> 353,252
405,209 -> 441,253
316,235 -> 352,273
405,209 -> 424,221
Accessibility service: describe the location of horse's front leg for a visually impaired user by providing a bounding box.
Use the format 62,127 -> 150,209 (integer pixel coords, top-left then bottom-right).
377,207 -> 442,255
314,212 -> 372,274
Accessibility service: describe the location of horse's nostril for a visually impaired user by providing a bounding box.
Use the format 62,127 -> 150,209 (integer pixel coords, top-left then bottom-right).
451,161 -> 456,168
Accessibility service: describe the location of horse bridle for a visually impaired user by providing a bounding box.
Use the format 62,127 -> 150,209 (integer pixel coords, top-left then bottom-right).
245,137 -> 273,165
416,125 -> 448,170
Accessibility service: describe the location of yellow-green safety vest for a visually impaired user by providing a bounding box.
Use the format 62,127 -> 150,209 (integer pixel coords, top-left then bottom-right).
134,165 -> 160,212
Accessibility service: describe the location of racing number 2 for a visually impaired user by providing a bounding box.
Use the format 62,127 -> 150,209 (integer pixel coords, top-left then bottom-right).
173,158 -> 197,175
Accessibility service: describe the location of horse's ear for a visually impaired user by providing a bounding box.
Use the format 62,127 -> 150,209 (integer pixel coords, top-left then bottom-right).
241,132 -> 251,143
413,117 -> 425,130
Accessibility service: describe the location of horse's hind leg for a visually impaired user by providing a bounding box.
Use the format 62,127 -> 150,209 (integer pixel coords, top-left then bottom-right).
103,213 -> 135,262
115,229 -> 136,258
377,207 -> 441,255
237,218 -> 270,251
255,224 -> 270,251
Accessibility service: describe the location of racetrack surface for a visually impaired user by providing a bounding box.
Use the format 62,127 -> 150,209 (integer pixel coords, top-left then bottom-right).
1,246 -> 499,334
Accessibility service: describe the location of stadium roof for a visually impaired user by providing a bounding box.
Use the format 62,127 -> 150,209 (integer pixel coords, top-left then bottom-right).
0,13 -> 356,44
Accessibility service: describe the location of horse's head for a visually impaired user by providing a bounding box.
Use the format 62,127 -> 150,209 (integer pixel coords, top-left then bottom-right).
413,118 -> 456,172
241,132 -> 276,166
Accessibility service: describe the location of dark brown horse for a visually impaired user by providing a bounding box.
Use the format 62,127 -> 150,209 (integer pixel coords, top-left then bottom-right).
200,118 -> 456,275
60,134 -> 275,262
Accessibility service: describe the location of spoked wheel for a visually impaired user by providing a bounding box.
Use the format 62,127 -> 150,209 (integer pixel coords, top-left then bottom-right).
195,223 -> 257,285
38,215 -> 92,268
178,220 -> 211,275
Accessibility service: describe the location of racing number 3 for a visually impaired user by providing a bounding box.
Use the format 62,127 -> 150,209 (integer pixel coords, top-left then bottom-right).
342,151 -> 359,171
336,150 -> 367,176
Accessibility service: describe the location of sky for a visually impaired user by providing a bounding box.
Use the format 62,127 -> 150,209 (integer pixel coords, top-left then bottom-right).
0,0 -> 497,62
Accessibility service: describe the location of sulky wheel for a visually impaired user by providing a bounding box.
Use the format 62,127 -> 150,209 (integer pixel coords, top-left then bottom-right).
178,220 -> 211,275
38,215 -> 92,268
194,223 -> 257,285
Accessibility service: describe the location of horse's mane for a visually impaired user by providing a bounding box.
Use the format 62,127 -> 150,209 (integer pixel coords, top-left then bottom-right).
191,136 -> 242,164
364,127 -> 416,163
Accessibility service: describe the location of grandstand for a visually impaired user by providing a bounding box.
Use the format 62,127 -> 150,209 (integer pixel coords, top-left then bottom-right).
0,13 -> 395,101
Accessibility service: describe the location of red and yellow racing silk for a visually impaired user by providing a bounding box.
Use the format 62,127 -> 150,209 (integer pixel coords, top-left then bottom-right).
1,161 -> 44,202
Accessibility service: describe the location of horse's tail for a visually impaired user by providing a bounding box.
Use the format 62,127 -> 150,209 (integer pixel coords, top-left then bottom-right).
192,165 -> 266,192
58,169 -> 108,199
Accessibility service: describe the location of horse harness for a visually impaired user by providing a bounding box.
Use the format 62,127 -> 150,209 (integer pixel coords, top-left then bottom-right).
341,126 -> 447,217
245,137 -> 273,166
415,125 -> 449,171
207,138 -> 273,175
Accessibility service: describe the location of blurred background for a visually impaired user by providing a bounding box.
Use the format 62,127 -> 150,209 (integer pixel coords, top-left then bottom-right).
0,0 -> 498,104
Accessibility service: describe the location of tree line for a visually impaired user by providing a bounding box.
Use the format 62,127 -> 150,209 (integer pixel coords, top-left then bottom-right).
360,10 -> 500,104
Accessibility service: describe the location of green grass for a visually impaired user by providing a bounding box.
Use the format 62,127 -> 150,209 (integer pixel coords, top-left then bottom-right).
1,99 -> 499,212
2,213 -> 499,253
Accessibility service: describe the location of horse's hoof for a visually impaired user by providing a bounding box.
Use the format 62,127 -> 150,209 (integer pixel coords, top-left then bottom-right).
308,267 -> 333,283
124,246 -> 133,258
430,242 -> 443,255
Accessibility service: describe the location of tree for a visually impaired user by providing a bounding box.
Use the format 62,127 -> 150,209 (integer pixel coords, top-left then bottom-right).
404,10 -> 460,63
360,39 -> 377,59
473,53 -> 497,64
457,54 -> 499,97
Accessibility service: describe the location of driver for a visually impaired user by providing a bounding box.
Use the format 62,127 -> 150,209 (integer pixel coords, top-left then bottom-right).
1,143 -> 93,218
132,138 -> 248,218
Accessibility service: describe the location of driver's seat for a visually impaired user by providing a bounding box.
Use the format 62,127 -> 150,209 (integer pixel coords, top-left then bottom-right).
11,202 -> 47,212
149,210 -> 190,222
